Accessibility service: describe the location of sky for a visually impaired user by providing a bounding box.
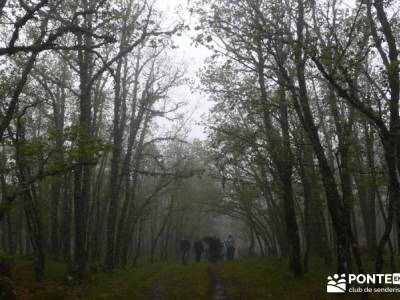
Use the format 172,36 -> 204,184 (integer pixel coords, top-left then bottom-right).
155,0 -> 213,141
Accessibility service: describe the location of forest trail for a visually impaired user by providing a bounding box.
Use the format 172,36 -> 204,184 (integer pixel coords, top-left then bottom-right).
208,263 -> 229,300
149,279 -> 168,300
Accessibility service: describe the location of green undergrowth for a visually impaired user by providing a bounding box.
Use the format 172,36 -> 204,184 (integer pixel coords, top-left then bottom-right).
161,262 -> 209,300
85,262 -> 167,299
85,261 -> 208,300
12,256 -> 209,299
219,257 -> 400,300
10,255 -> 400,299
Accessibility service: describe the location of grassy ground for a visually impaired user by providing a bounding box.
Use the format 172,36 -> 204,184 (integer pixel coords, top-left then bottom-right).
12,257 -> 209,299
8,256 -> 400,299
82,262 -> 208,300
218,258 -> 400,300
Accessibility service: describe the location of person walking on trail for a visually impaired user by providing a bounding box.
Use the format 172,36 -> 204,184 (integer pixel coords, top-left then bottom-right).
208,236 -> 223,262
202,237 -> 210,260
193,239 -> 204,262
226,234 -> 236,260
180,237 -> 191,265
221,240 -> 227,261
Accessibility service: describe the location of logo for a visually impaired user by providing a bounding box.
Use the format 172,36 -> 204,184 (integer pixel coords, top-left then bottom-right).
326,273 -> 400,293
327,274 -> 346,293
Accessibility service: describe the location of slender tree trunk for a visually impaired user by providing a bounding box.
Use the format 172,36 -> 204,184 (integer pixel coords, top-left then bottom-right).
104,57 -> 124,271
61,174 -> 71,266
277,83 -> 303,277
73,20 -> 93,276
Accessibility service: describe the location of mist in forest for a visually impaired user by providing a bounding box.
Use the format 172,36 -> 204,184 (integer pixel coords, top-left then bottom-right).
1,0 -> 400,299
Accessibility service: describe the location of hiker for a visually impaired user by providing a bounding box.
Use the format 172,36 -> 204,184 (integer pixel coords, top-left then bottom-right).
221,240 -> 227,260
193,239 -> 204,262
208,236 -> 223,262
202,237 -> 210,260
180,237 -> 191,265
225,233 -> 235,260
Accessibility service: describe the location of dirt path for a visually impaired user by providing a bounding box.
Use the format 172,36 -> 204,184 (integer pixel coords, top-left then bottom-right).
208,263 -> 229,300
149,279 -> 168,300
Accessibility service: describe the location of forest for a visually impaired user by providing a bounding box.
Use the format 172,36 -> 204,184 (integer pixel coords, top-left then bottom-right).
0,0 -> 400,299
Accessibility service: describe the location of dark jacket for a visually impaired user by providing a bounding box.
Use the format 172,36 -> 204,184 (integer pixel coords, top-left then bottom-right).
194,240 -> 204,253
180,239 -> 190,252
